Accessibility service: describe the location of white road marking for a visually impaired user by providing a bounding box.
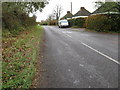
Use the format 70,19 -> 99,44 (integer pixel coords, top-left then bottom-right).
67,31 -> 72,33
73,80 -> 80,84
65,43 -> 69,46
62,31 -> 72,33
89,75 -> 93,78
68,69 -> 71,72
79,41 -> 120,65
79,64 -> 84,67
61,30 -> 72,38
66,34 -> 72,38
62,31 -> 66,33
88,86 -> 91,88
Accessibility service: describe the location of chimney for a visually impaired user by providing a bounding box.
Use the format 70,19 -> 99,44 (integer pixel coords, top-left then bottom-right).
80,7 -> 85,10
67,11 -> 70,14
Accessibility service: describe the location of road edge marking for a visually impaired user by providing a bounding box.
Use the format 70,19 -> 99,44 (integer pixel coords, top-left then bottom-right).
79,41 -> 120,65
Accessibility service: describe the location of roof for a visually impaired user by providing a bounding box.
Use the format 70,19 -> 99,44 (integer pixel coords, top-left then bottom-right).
92,2 -> 119,14
73,7 -> 91,17
61,11 -> 73,19
59,19 -> 68,22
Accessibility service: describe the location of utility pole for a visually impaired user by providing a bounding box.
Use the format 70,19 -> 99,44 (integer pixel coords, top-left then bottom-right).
71,2 -> 72,14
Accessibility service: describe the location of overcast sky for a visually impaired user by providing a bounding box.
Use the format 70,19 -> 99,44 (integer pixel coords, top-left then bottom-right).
35,0 -> 105,22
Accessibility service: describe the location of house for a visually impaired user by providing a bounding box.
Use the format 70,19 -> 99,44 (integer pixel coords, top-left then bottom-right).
92,1 -> 119,15
72,7 -> 91,18
61,11 -> 73,20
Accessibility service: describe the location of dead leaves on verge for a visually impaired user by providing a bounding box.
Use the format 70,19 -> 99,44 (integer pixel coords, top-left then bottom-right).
2,28 -> 42,88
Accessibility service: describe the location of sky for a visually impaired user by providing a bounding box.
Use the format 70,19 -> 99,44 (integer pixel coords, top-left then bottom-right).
35,0 -> 105,22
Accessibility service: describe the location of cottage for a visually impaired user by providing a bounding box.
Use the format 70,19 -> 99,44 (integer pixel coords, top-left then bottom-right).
92,1 -> 119,15
61,11 -> 73,20
72,7 -> 91,18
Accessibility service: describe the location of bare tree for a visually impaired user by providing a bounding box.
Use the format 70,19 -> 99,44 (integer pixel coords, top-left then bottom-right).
47,14 -> 55,21
53,5 -> 63,20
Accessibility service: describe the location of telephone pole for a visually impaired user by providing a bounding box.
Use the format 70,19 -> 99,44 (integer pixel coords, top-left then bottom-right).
71,2 -> 72,14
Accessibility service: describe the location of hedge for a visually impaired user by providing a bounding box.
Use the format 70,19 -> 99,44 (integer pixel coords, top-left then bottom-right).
68,17 -> 86,28
48,20 -> 57,25
2,12 -> 37,36
40,20 -> 57,25
85,14 -> 120,32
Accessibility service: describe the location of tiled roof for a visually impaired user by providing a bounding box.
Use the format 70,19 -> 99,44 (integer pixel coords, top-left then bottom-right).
73,7 -> 91,17
92,2 -> 119,14
61,11 -> 73,19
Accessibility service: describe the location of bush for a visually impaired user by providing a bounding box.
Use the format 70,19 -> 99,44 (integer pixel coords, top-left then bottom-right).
2,10 -> 37,36
68,17 -> 86,28
109,14 -> 120,32
40,22 -> 48,25
2,29 -> 12,38
2,13 -> 23,31
19,14 -> 37,27
86,14 -> 120,32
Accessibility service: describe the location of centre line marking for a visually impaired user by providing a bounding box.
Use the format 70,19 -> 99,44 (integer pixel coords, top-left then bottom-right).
79,41 -> 120,65
66,34 -> 72,38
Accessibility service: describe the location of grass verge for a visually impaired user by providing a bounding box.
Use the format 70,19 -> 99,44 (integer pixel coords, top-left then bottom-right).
85,28 -> 119,34
2,25 -> 44,88
71,26 -> 81,28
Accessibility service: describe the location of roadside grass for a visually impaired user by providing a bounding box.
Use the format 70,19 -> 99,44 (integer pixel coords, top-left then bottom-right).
85,28 -> 119,34
69,26 -> 119,34
71,26 -> 81,28
2,25 -> 44,88
70,26 -> 119,34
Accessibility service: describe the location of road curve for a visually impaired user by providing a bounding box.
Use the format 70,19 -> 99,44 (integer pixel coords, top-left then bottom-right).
38,26 -> 118,88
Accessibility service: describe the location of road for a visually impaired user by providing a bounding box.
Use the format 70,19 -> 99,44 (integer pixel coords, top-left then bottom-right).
38,26 -> 119,88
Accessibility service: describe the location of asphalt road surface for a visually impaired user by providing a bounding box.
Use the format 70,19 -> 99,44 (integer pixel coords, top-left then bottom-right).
38,26 -> 119,88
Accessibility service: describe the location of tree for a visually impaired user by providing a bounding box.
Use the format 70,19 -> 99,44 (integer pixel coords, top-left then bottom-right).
2,1 -> 49,32
47,14 -> 55,21
94,0 -> 104,8
115,2 -> 120,12
94,0 -> 120,13
93,0 -> 120,32
53,5 -> 63,20
2,1 -> 49,14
